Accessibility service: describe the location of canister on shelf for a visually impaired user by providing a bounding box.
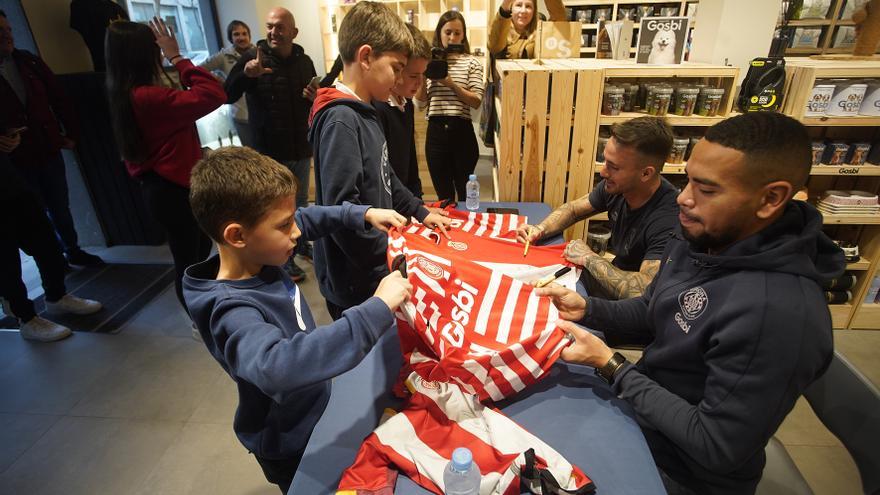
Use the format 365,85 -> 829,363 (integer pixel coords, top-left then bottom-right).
622,83 -> 638,112
848,143 -> 872,165
811,142 -> 826,166
696,88 -> 725,116
859,80 -> 880,116
868,141 -> 880,165
640,83 -> 655,112
826,80 -> 868,116
602,85 -> 625,116
685,136 -> 701,161
649,86 -> 673,116
596,135 -> 610,163
668,138 -> 690,164
674,87 -> 699,116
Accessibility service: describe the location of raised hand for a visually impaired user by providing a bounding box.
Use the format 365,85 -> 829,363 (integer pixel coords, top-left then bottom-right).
245,48 -> 273,78
148,16 -> 181,63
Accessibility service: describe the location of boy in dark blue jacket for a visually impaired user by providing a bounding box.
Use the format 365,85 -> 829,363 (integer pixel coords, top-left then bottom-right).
183,146 -> 412,493
537,113 -> 844,495
308,1 -> 451,320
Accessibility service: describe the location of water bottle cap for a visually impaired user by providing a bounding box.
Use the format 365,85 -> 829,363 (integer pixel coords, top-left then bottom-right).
451,447 -> 473,472
469,174 -> 477,181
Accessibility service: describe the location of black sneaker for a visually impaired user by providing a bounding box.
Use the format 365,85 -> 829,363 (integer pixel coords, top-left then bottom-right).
66,249 -> 105,267
296,241 -> 313,263
283,257 -> 306,282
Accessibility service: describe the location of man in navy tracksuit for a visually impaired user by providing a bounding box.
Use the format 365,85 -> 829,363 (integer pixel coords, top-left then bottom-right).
538,112 -> 844,495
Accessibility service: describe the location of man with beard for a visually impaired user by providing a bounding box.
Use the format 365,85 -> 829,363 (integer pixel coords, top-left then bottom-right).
517,116 -> 678,309
536,112 -> 843,495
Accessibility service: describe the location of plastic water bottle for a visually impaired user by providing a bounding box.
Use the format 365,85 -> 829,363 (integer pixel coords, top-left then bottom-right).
465,174 -> 480,211
443,447 -> 481,494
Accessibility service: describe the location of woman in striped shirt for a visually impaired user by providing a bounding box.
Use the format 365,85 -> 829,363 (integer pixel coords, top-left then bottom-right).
416,10 -> 484,202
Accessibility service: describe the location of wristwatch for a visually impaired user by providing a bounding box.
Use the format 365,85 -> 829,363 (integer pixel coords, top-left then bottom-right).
596,352 -> 627,385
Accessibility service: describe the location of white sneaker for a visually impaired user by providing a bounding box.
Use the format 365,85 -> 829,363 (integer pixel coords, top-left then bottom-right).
19,316 -> 72,342
45,294 -> 103,315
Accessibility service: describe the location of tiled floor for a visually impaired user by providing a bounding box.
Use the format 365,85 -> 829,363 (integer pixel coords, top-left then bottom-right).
2,203 -> 876,493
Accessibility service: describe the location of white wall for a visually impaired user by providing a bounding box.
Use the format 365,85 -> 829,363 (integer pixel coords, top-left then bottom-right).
20,0 -> 93,73
214,0 -> 326,75
689,0 -> 780,77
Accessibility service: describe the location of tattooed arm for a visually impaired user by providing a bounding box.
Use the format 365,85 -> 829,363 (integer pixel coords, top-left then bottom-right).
515,195 -> 596,244
564,240 -> 661,299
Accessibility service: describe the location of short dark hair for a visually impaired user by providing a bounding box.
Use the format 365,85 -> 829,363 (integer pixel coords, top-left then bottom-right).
704,112 -> 811,191
338,1 -> 413,64
190,147 -> 298,243
407,23 -> 431,60
226,20 -> 250,44
610,116 -> 674,166
432,10 -> 471,54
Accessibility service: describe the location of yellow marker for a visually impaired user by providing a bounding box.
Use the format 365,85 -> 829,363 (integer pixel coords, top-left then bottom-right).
523,227 -> 532,257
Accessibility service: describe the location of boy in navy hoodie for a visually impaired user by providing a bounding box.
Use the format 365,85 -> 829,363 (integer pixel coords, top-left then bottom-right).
537,113 -> 844,495
183,146 -> 412,493
372,22 -> 431,198
308,1 -> 452,320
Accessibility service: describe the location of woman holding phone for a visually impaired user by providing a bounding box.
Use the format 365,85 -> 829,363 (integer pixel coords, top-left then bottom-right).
416,10 -> 484,202
105,18 -> 225,312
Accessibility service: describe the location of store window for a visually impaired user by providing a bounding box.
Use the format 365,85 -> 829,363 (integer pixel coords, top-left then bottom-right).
125,0 -> 211,63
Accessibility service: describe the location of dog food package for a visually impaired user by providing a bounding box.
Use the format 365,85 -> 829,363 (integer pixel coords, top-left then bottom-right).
823,141 -> 850,165
635,17 -> 688,64
859,80 -> 880,116
848,143 -> 872,165
805,80 -> 836,116
826,80 -> 867,116
811,142 -> 826,166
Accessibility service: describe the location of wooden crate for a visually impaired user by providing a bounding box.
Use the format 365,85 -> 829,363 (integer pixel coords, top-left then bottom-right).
495,59 -> 603,239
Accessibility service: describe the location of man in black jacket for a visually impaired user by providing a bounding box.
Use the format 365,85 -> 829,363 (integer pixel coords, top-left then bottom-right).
225,7 -> 317,281
537,112 -> 844,495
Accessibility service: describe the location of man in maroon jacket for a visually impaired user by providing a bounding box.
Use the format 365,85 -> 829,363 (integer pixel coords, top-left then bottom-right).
0,10 -> 103,267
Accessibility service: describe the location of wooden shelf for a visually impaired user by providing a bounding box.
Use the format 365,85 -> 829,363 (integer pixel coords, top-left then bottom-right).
811,164 -> 880,176
802,116 -> 880,127
821,214 -> 880,225
598,161 -> 686,173
599,111 -> 734,126
846,257 -> 872,271
830,303 -> 853,329
783,19 -> 832,26
851,303 -> 880,329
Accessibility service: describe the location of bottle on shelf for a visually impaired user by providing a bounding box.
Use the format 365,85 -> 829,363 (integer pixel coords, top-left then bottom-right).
466,174 -> 480,211
443,447 -> 481,495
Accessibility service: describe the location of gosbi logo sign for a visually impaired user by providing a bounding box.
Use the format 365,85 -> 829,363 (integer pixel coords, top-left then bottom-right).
448,241 -> 468,251
414,256 -> 444,280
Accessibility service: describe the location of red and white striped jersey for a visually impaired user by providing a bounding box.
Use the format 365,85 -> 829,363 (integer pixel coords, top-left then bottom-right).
387,214 -> 580,402
337,372 -> 596,495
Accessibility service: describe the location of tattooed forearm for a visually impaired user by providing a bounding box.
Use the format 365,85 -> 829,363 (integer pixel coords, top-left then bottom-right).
538,196 -> 592,237
581,258 -> 661,300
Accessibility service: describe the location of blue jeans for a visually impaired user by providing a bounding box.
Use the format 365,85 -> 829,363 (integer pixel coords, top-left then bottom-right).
282,158 -> 311,210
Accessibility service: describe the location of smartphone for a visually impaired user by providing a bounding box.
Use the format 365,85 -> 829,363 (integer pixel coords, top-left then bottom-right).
486,207 -> 519,215
5,126 -> 27,136
309,75 -> 322,89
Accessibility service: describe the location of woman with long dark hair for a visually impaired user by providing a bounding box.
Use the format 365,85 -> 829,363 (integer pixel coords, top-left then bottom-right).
105,18 -> 225,311
415,10 -> 484,202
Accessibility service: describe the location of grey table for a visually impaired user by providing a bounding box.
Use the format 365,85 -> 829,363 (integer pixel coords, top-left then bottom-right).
289,202 -> 665,494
